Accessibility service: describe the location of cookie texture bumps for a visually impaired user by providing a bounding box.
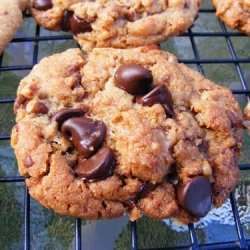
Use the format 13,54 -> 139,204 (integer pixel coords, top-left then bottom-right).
0,0 -> 28,54
30,0 -> 201,51
244,102 -> 250,130
212,0 -> 250,35
11,46 -> 243,223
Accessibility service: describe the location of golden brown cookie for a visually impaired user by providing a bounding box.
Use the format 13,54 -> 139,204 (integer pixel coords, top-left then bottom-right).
29,0 -> 201,51
0,0 -> 28,54
11,46 -> 243,223
212,0 -> 250,35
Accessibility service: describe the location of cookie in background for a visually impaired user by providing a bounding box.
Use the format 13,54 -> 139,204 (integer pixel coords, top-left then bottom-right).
29,0 -> 201,51
0,0 -> 28,54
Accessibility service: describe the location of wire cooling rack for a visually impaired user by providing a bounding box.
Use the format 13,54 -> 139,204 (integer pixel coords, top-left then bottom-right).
0,3 -> 250,250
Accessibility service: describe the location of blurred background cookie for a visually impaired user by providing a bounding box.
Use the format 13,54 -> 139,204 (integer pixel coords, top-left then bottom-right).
212,0 -> 250,35
0,0 -> 28,55
29,0 -> 201,51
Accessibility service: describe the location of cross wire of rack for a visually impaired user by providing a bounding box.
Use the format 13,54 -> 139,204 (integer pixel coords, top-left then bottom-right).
0,5 -> 250,250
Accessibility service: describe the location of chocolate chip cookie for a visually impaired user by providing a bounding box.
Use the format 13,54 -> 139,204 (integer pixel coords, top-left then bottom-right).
212,0 -> 250,35
0,0 -> 28,54
29,0 -> 201,51
11,46 -> 243,223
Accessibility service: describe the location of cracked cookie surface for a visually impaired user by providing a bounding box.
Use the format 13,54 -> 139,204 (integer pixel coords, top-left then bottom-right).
29,0 -> 201,51
212,0 -> 250,35
0,0 -> 28,54
11,46 -> 243,223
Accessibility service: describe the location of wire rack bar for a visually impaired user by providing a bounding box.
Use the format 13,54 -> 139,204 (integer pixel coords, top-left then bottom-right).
12,35 -> 72,43
0,135 -> 11,140
179,59 -> 250,64
199,9 -> 216,13
180,32 -> 246,37
0,98 -> 15,103
141,240 -> 250,250
218,21 -> 250,101
131,221 -> 138,250
0,176 -> 25,182
229,193 -> 248,250
75,219 -> 82,250
188,224 -> 200,250
0,65 -> 33,71
24,187 -> 30,250
239,164 -> 250,170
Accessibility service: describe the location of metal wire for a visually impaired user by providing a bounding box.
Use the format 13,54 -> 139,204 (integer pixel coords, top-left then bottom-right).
0,6 -> 250,250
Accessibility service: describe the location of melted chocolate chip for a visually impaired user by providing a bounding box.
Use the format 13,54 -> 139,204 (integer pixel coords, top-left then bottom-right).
60,10 -> 92,34
138,182 -> 155,199
125,182 -> 155,210
61,117 -> 106,158
33,0 -> 53,11
137,85 -> 174,118
168,168 -> 179,186
75,147 -> 115,181
70,15 -> 92,35
177,176 -> 212,217
114,64 -> 153,95
60,10 -> 73,32
51,108 -> 84,130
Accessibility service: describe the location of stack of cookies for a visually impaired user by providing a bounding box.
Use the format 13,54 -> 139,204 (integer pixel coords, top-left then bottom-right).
7,0 -> 248,224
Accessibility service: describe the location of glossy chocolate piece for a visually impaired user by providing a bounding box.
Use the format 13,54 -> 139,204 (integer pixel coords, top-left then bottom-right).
60,10 -> 73,32
70,15 -> 92,35
114,64 -> 153,95
60,10 -> 92,34
33,0 -> 53,11
137,85 -> 174,118
51,108 -> 84,130
177,176 -> 212,217
61,117 -> 106,158
75,147 -> 115,181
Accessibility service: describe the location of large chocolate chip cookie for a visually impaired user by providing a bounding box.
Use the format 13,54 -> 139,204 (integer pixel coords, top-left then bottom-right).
11,46 -> 243,223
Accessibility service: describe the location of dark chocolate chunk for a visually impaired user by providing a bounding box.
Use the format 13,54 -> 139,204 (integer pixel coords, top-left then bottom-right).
60,10 -> 92,34
75,147 -> 115,181
198,140 -> 208,153
51,108 -> 84,130
33,0 -> 53,11
177,176 -> 212,217
60,10 -> 73,32
61,117 -> 106,158
137,84 -> 174,118
70,15 -> 92,35
114,64 -> 153,95
138,182 -> 155,199
125,182 -> 155,210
